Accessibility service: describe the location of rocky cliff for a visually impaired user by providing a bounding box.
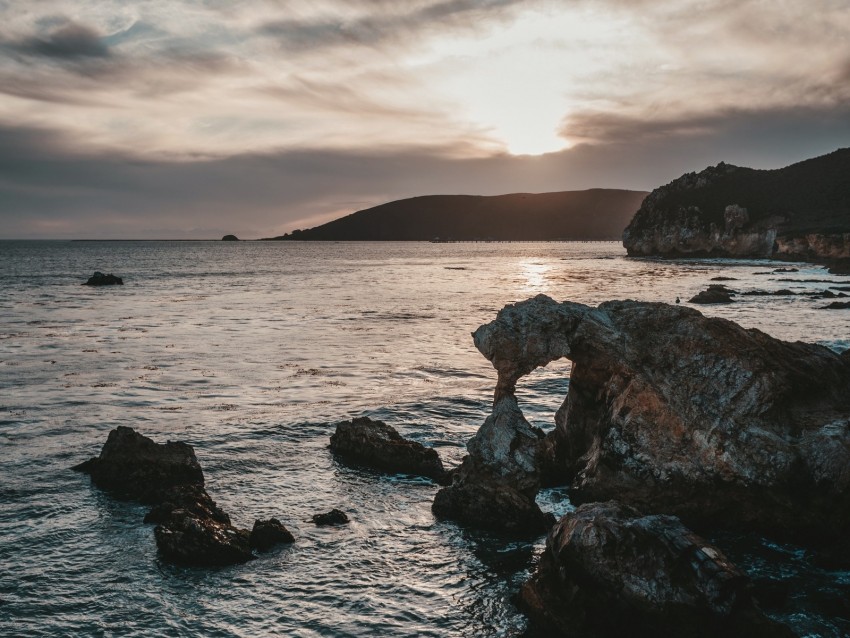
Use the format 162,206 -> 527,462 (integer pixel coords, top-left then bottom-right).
623,148 -> 850,264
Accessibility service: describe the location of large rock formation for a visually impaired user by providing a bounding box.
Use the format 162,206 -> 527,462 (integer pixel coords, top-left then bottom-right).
74,427 -> 293,565
330,416 -> 448,484
623,148 -> 850,266
519,501 -> 794,638
473,295 -> 850,545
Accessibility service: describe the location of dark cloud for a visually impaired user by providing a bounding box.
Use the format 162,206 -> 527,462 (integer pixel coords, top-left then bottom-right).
259,0 -> 528,52
2,111 -> 849,239
11,21 -> 110,59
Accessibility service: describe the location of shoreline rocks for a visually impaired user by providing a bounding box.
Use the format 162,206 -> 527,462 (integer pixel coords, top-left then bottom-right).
473,295 -> 850,547
519,502 -> 794,637
74,427 -> 293,565
330,416 -> 449,484
689,284 -> 735,304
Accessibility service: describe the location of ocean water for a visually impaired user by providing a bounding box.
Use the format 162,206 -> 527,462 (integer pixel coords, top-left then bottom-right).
1,240 -> 848,638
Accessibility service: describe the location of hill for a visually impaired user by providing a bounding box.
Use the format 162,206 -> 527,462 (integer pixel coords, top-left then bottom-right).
623,148 -> 850,264
265,189 -> 648,241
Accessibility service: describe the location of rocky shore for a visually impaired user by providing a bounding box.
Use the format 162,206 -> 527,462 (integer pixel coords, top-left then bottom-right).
622,148 -> 850,269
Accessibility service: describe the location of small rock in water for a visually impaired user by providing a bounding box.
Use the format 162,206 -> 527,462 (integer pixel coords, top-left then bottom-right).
312,509 -> 349,526
330,416 -> 448,484
84,271 -> 123,286
689,284 -> 735,304
221,234 -> 239,241
822,301 -> 850,309
772,267 -> 799,273
250,518 -> 295,550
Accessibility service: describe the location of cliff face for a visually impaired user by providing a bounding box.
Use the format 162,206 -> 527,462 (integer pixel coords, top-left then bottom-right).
623,148 -> 850,262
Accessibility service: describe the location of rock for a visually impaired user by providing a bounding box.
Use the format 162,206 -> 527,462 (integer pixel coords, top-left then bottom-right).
689,284 -> 735,304
330,416 -> 448,484
474,295 -> 850,546
250,518 -> 295,550
822,301 -> 850,309
311,509 -> 349,526
622,149 -> 850,264
432,396 -> 552,535
710,276 -> 738,281
828,260 -> 850,274
75,427 -> 294,566
154,510 -> 253,566
221,234 -> 239,241
83,271 -> 123,286
519,501 -> 795,638
72,426 -> 204,502
772,267 -> 798,273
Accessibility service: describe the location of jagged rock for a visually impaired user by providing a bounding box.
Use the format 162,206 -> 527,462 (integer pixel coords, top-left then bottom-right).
474,294 -> 850,546
432,396 -> 552,535
74,427 -> 293,566
311,509 -> 350,526
519,501 -> 795,638
83,271 -> 123,286
689,284 -> 735,304
72,426 -> 204,502
330,416 -> 448,484
622,149 -> 850,264
250,518 -> 295,550
154,510 -> 253,565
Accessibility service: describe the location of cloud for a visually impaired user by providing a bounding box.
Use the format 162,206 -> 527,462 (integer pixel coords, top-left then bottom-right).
2,115 -> 848,239
10,21 -> 110,59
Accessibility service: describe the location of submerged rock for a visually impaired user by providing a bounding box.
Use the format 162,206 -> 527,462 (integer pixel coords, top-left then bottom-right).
474,294 -> 850,546
250,518 -> 295,550
822,301 -> 850,309
519,502 -> 794,638
84,271 -> 123,286
330,416 -> 448,484
311,509 -> 349,526
75,427 -> 294,565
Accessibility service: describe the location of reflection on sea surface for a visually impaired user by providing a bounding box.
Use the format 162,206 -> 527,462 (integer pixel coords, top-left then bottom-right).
1,240 -> 848,637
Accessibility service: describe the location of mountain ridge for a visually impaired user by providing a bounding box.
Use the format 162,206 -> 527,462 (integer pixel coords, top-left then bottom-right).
263,189 -> 648,241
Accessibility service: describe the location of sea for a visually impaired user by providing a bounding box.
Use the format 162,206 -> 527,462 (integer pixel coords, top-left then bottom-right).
1,240 -> 849,638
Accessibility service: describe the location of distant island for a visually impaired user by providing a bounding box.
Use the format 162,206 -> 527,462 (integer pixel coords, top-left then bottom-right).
623,148 -> 850,267
263,189 -> 647,241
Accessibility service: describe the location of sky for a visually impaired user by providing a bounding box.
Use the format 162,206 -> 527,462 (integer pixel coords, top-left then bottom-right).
1,0 -> 849,239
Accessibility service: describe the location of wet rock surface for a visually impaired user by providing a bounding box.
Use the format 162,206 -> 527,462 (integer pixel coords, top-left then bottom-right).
75,427 -> 293,565
250,518 -> 295,550
519,502 -> 795,638
312,509 -> 350,526
474,294 -> 850,546
84,271 -> 123,286
330,416 -> 448,484
432,396 -> 552,535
